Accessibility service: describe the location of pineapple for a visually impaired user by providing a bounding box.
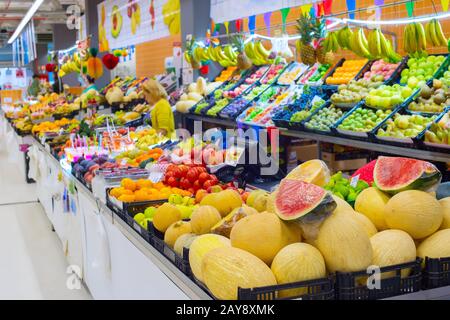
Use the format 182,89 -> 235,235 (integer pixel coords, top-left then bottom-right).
233,35 -> 252,71
296,13 -> 316,66
314,18 -> 334,65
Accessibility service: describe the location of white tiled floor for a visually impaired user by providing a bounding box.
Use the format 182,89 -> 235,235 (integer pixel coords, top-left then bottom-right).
0,150 -> 91,300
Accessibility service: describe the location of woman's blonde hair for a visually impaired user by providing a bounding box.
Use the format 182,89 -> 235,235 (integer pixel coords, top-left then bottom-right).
142,79 -> 167,103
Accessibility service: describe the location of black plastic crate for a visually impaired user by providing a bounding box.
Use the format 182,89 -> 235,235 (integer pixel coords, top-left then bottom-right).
122,212 -> 152,243
105,188 -> 166,218
422,256 -> 450,289
238,277 -> 334,300
335,258 -> 422,300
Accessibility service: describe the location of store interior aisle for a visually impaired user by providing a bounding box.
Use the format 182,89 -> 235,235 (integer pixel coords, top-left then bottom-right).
0,151 -> 91,300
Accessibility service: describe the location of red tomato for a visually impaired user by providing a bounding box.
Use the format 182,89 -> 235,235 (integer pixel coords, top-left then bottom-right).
167,164 -> 178,172
178,165 -> 189,177
197,166 -> 207,173
187,188 -> 195,195
202,180 -> 214,190
171,167 -> 182,178
166,177 -> 179,188
180,178 -> 192,190
198,172 -> 210,185
186,168 -> 199,183
192,180 -> 202,191
164,171 -> 175,180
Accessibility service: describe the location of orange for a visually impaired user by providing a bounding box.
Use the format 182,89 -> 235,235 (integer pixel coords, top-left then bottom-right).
135,190 -> 149,202
149,188 -> 159,194
137,179 -> 152,189
153,182 -> 165,190
121,178 -> 137,191
118,194 -> 136,203
110,187 -> 124,198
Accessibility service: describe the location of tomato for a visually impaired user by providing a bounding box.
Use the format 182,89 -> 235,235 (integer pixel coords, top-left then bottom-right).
178,165 -> 189,177
198,172 -> 210,185
197,166 -> 207,173
166,177 -> 179,188
180,178 -> 192,190
171,167 -> 182,178
186,168 -> 199,183
202,180 -> 214,190
187,188 -> 195,195
167,164 -> 178,172
164,171 -> 175,180
192,180 -> 202,191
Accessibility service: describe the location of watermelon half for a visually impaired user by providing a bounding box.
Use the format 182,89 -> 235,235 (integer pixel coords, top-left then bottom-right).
374,156 -> 442,195
273,179 -> 336,222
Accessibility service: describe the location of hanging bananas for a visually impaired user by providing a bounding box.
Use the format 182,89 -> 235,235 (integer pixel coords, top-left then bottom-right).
425,19 -> 447,47
323,31 -> 340,53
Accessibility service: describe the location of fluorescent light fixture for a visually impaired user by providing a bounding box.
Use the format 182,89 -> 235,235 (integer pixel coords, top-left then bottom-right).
329,11 -> 450,26
8,0 -> 44,44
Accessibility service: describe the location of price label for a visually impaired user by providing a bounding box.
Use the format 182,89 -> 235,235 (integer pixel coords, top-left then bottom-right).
350,175 -> 360,188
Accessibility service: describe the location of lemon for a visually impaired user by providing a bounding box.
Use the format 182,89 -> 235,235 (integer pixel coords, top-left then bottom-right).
286,159 -> 330,187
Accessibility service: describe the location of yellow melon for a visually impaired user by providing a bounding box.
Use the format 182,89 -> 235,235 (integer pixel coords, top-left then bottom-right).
271,243 -> 326,298
164,221 -> 192,248
153,203 -> 182,233
190,205 -> 221,235
384,190 -> 443,239
315,210 -> 373,272
332,195 -> 353,213
200,190 -> 243,217
355,187 -> 390,230
340,210 -> 378,238
189,234 -> 230,282
286,159 -> 330,187
370,230 -> 417,279
174,233 -> 197,256
439,197 -> 450,230
202,247 -> 277,300
230,212 -> 302,265
211,205 -> 258,238
417,229 -> 450,266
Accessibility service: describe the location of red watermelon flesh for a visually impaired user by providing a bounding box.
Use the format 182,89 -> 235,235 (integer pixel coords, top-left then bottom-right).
352,160 -> 377,185
274,179 -> 336,221
374,156 -> 441,194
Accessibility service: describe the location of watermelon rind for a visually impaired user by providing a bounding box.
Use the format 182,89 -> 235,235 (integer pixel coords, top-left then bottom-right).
373,157 -> 442,195
274,180 -> 337,222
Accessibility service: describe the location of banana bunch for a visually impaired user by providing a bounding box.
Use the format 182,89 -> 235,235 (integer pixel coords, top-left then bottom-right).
162,0 -> 180,35
367,28 -> 402,63
244,41 -> 273,66
425,19 -> 447,47
336,26 -> 353,49
205,45 -> 238,67
404,22 -> 427,54
60,59 -> 81,75
322,31 -> 340,53
348,28 -> 371,59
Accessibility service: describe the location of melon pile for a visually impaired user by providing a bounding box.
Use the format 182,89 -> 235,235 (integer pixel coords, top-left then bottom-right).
153,157 -> 449,300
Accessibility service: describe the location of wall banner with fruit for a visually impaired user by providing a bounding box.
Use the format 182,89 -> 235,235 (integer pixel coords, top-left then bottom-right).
210,0 -> 320,24
98,0 -> 180,52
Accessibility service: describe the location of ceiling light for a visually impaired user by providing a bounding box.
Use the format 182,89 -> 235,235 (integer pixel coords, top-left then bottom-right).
8,0 -> 44,44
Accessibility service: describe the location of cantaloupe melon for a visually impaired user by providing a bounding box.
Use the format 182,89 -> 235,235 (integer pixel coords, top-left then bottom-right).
190,205 -> 221,235
315,211 -> 373,273
439,197 -> 450,230
370,230 -> 416,279
355,187 -> 390,230
417,229 -> 450,265
271,243 -> 326,298
189,234 -> 230,282
230,212 -> 302,265
164,221 -> 192,248
153,203 -> 182,233
174,233 -> 197,256
384,190 -> 443,239
202,247 -> 277,300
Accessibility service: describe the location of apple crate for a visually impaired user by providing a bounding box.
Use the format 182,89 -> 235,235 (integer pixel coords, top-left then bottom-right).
334,258 -> 422,300
416,108 -> 450,153
422,257 -> 450,290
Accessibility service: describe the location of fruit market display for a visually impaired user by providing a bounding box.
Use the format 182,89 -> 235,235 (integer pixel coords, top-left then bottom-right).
407,80 -> 449,114
325,59 -> 368,85
175,77 -> 222,113
289,96 -> 326,123
424,111 -> 450,145
331,78 -> 384,106
297,63 -> 332,85
400,55 -> 447,86
362,59 -> 401,81
304,104 -> 346,131
377,113 -> 436,139
277,63 -> 308,85
260,64 -> 286,84
338,108 -> 391,133
323,171 -> 369,205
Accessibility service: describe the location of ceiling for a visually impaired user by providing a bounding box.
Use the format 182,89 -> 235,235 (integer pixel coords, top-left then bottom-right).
0,0 -> 85,47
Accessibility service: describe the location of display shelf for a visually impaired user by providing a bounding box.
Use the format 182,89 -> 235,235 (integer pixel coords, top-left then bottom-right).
183,113 -> 450,163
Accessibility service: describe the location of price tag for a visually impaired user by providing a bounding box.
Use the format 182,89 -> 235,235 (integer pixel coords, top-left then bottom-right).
350,175 -> 360,188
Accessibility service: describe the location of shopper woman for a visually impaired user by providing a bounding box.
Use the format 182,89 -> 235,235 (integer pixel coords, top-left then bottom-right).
27,74 -> 41,97
142,79 -> 175,137
82,75 -> 97,94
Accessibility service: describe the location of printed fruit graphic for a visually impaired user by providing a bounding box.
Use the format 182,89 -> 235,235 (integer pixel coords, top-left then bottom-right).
271,243 -> 326,298
417,229 -> 450,266
315,210 -> 373,272
201,247 -> 277,300
164,221 -> 192,248
286,159 -> 330,187
211,205 -> 258,238
230,212 -> 302,265
189,234 -> 230,283
272,179 -> 336,224
439,197 -> 450,230
370,230 -> 416,278
153,203 -> 182,233
111,5 -> 123,38
355,187 -> 390,230
174,233 -> 197,256
127,0 -> 141,35
373,156 -> 442,194
162,0 -> 180,35
384,190 -> 443,239
190,206 -> 221,235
